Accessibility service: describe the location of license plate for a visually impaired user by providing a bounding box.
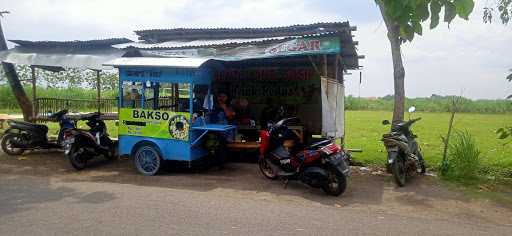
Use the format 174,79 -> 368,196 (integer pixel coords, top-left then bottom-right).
63,138 -> 74,154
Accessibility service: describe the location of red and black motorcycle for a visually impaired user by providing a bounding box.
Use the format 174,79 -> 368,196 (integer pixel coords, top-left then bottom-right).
258,117 -> 351,196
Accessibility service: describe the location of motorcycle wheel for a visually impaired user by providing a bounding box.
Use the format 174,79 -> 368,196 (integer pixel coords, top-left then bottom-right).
68,144 -> 87,170
417,151 -> 426,175
1,133 -> 25,156
322,167 -> 347,196
258,157 -> 278,180
103,138 -> 116,161
392,158 -> 407,187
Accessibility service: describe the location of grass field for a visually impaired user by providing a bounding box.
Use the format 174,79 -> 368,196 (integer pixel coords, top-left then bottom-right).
345,111 -> 512,178
1,110 -> 510,178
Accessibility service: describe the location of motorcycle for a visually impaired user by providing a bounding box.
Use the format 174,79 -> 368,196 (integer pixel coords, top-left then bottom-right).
1,109 -> 75,155
62,113 -> 115,170
258,117 -> 351,196
382,106 -> 426,187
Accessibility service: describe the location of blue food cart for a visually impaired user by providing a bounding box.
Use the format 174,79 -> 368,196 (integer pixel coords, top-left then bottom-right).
106,57 -> 235,175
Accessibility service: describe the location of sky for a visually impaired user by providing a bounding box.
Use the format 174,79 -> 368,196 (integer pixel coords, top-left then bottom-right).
0,0 -> 510,99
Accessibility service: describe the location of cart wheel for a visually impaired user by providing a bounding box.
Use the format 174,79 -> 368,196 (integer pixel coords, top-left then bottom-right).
133,144 -> 162,176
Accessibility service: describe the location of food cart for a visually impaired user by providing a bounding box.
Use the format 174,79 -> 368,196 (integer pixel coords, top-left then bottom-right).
103,23 -> 361,175
104,57 -> 234,175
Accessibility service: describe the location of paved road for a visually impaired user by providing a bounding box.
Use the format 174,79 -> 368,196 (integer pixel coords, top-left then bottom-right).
0,153 -> 511,235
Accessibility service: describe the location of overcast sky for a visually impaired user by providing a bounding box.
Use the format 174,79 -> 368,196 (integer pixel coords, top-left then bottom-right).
0,0 -> 510,99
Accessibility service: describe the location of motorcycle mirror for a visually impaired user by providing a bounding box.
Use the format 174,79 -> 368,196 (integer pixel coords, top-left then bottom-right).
382,120 -> 390,125
408,106 -> 416,113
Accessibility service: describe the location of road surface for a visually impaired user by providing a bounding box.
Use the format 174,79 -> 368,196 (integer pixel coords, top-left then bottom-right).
0,151 -> 511,235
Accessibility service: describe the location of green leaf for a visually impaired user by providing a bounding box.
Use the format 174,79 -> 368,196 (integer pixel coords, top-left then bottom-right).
444,2 -> 457,23
430,0 -> 442,29
498,132 -> 510,139
416,1 -> 430,21
400,24 -> 415,41
454,0 -> 475,20
386,0 -> 404,19
413,20 -> 423,35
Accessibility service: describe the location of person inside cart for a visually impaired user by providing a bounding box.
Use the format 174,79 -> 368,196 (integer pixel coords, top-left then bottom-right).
233,98 -> 255,126
206,92 -> 235,169
123,87 -> 141,108
209,92 -> 235,125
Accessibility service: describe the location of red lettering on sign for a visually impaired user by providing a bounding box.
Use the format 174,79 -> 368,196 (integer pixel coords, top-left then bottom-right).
309,40 -> 320,51
297,40 -> 307,51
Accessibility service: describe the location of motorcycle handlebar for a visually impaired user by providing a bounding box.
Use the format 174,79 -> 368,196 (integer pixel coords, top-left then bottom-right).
49,109 -> 69,119
411,117 -> 422,123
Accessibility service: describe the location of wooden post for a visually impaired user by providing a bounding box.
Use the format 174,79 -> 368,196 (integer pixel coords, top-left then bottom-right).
323,54 -> 328,77
31,66 -> 36,121
335,55 -> 340,82
96,70 -> 101,113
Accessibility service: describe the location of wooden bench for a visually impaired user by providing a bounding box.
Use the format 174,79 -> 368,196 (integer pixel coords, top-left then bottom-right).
226,141 -> 260,150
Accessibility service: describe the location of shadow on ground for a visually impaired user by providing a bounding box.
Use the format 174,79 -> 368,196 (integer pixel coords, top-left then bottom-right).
0,150 -> 471,209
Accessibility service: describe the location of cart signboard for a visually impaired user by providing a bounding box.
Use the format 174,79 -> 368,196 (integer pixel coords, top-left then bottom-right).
119,108 -> 191,141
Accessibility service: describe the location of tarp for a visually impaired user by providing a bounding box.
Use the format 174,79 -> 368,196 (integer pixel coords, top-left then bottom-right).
0,47 -> 124,70
104,57 -> 212,69
321,76 -> 344,138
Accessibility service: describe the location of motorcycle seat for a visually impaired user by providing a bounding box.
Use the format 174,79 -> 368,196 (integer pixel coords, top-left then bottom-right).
8,120 -> 48,133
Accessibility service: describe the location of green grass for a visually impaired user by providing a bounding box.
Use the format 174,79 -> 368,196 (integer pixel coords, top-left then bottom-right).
345,95 -> 512,114
43,120 -> 119,138
0,85 -> 117,112
345,111 -> 512,177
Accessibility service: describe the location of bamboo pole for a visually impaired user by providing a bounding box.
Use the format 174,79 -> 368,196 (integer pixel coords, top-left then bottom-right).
96,70 -> 101,113
31,66 -> 36,120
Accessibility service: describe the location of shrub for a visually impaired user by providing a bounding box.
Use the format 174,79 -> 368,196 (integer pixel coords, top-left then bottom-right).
441,130 -> 482,181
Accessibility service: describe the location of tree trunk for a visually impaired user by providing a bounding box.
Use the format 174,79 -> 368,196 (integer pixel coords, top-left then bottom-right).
0,17 -> 33,121
377,2 -> 405,124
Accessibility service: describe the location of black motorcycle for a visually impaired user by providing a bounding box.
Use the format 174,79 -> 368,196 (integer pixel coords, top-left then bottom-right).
1,109 -> 75,155
259,117 -> 351,196
62,113 -> 115,170
382,107 -> 426,186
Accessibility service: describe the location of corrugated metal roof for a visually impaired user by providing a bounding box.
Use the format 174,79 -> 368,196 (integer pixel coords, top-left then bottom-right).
104,57 -> 211,68
9,38 -> 133,48
135,22 -> 354,42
